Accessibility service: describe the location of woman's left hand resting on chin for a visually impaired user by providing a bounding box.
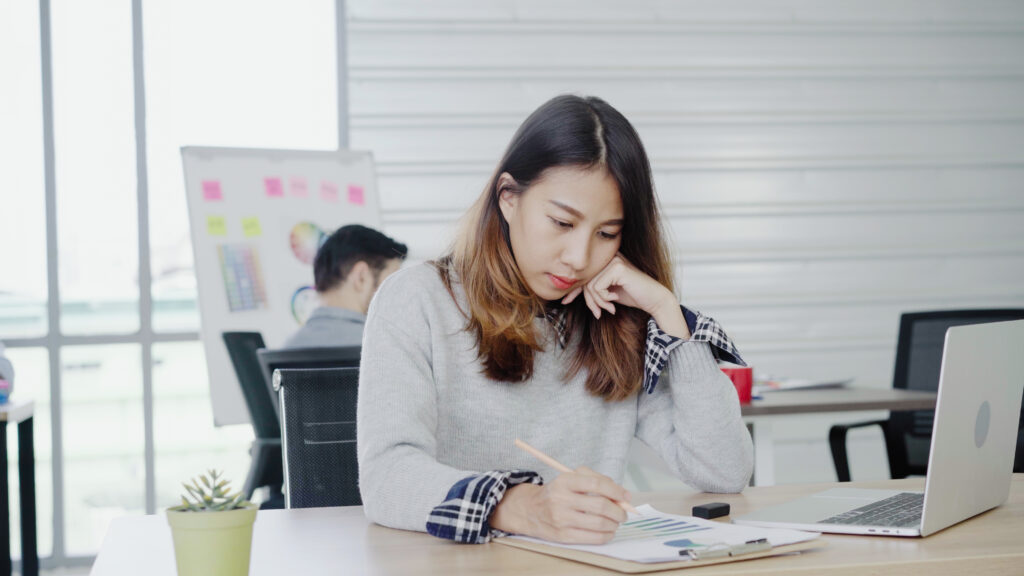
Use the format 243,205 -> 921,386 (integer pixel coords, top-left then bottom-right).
562,253 -> 691,339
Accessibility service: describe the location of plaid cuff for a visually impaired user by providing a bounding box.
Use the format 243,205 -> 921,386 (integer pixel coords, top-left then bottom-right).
425,470 -> 543,543
642,307 -> 746,394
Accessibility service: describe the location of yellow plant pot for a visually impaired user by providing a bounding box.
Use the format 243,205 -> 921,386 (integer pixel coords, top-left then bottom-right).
166,503 -> 258,576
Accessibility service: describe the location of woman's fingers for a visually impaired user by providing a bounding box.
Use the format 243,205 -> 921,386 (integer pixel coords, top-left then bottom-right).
565,505 -> 622,532
561,286 -> 583,305
565,468 -> 631,510
573,493 -> 628,525
532,469 -> 632,544
583,272 -> 617,318
582,285 -> 603,319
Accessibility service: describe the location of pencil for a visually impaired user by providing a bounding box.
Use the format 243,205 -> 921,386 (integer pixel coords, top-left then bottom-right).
514,438 -> 639,514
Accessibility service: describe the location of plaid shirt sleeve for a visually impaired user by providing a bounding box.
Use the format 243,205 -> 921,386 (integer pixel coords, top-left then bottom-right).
642,306 -> 745,394
425,470 -> 543,543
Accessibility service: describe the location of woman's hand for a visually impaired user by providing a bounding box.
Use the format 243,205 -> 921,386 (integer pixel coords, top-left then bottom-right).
490,467 -> 630,544
562,253 -> 690,338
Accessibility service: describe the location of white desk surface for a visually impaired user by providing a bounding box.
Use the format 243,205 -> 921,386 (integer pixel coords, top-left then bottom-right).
0,399 -> 34,423
91,475 -> 1024,576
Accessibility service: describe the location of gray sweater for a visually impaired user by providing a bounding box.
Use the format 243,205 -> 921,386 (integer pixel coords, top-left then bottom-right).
356,263 -> 753,533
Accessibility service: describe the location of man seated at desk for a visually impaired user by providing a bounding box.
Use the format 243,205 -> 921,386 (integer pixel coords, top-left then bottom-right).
284,224 -> 407,348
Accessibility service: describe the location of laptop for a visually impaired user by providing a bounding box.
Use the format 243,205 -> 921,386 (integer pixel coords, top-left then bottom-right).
734,319 -> 1024,537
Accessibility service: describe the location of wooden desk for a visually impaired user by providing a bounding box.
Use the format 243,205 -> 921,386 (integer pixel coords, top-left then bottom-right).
91,475 -> 1024,575
0,400 -> 38,576
739,388 -> 937,486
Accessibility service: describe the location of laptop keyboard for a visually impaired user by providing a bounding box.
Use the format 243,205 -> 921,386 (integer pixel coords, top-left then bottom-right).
820,492 -> 924,528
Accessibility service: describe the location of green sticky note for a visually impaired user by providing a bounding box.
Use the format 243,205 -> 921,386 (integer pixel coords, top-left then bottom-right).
242,217 -> 262,237
207,215 -> 227,236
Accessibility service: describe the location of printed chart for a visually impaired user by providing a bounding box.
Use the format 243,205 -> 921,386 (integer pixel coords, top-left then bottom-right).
507,504 -> 818,564
217,244 -> 268,312
613,516 -> 711,546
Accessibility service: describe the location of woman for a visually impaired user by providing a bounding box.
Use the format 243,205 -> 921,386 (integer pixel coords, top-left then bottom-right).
357,95 -> 753,545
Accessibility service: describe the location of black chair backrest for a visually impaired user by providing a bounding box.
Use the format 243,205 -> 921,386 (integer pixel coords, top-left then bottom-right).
890,309 -> 1024,476
222,331 -> 279,439
256,346 -> 362,416
275,367 -> 361,508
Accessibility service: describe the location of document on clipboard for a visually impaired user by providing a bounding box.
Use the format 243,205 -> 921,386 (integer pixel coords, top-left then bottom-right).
495,504 -> 824,573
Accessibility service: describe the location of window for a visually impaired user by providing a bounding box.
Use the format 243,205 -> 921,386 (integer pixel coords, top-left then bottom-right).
61,344 -> 145,555
1,0 -> 339,565
53,0 -> 139,336
144,0 -> 337,333
0,0 -> 47,339
152,342 -> 252,509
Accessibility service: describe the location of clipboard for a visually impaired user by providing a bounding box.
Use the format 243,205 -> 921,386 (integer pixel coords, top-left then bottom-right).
494,536 -> 826,573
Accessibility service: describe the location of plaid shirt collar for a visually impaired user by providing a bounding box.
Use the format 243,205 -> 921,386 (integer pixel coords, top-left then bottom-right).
542,307 -> 570,349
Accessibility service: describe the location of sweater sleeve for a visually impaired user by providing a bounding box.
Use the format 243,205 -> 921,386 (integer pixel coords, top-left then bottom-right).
356,271 -> 539,541
634,316 -> 754,493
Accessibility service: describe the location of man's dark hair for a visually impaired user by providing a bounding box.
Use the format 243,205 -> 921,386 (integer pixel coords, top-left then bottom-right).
314,225 -> 408,293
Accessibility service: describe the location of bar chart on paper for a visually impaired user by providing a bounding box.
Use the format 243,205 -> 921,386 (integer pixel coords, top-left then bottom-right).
614,516 -> 711,546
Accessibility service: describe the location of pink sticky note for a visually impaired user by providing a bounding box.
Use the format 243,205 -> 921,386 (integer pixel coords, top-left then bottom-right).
321,181 -> 339,202
347,184 -> 365,206
202,180 -> 222,201
290,177 -> 308,197
264,177 -> 284,197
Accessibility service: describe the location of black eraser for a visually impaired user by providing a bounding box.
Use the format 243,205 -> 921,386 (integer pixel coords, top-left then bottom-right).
692,502 -> 730,519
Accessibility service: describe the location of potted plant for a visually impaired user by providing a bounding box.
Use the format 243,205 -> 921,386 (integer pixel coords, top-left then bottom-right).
166,469 -> 258,576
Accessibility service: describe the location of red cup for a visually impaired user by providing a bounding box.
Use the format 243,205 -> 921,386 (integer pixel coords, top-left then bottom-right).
720,365 -> 753,404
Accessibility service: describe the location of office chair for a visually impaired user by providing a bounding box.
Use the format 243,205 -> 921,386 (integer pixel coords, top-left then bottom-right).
256,345 -> 362,416
221,332 -> 284,509
830,309 -> 1024,482
274,367 -> 362,508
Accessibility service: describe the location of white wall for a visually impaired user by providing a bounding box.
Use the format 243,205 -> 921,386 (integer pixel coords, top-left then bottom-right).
346,0 -> 1024,486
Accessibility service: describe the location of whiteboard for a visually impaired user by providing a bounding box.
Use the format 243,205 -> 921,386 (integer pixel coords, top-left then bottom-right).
181,147 -> 381,426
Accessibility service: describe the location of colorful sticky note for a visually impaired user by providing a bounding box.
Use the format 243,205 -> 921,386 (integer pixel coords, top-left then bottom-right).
290,177 -> 308,197
242,217 -> 262,237
321,181 -> 339,202
264,177 -> 284,197
202,180 -> 222,201
207,215 -> 227,236
347,184 -> 365,206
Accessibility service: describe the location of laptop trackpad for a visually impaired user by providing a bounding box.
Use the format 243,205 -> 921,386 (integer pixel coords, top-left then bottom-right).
742,488 -> 906,523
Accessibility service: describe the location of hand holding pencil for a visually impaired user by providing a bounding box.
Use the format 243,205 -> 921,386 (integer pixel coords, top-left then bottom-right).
489,439 -> 635,544
515,439 -> 639,514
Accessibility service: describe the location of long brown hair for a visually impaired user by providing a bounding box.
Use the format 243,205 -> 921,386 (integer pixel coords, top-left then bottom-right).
437,95 -> 674,401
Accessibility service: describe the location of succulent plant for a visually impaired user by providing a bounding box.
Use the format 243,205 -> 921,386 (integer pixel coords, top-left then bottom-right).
177,469 -> 249,512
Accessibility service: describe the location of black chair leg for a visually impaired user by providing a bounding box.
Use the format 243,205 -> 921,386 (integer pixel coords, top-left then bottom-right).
1,424 -> 10,576
243,440 -> 282,501
242,441 -> 261,500
1014,429 -> 1024,474
829,426 -> 852,482
18,418 -> 37,576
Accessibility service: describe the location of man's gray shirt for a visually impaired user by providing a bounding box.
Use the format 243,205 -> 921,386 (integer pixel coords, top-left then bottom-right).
283,306 -> 366,349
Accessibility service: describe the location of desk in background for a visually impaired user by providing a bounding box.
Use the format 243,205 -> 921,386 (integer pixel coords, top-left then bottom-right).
740,387 -> 937,486
0,399 -> 38,576
91,475 -> 1024,575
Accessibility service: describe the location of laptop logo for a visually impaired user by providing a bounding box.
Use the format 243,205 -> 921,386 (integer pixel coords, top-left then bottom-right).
975,401 -> 990,448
